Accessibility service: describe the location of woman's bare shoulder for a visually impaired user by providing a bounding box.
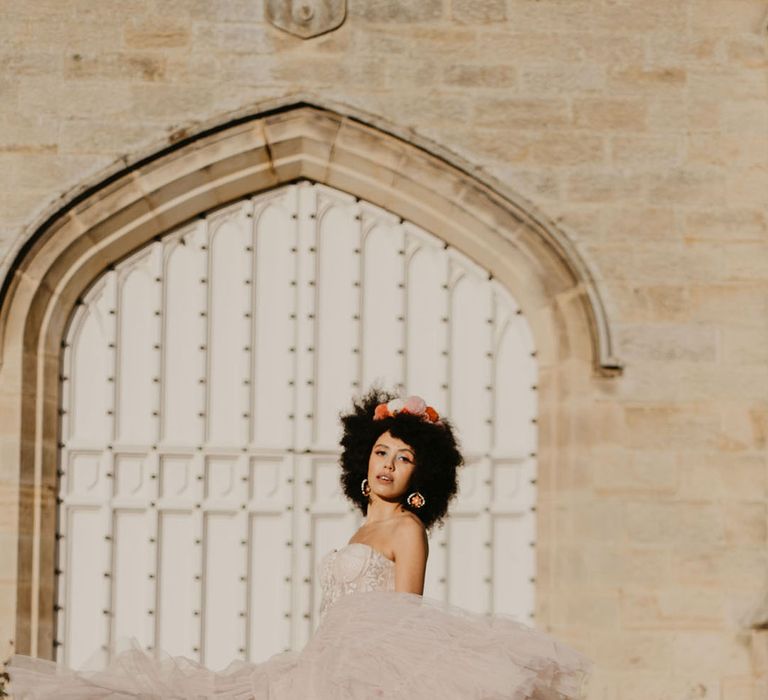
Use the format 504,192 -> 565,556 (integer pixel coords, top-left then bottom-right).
392,511 -> 427,548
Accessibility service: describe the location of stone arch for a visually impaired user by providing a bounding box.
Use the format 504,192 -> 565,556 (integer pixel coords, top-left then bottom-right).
0,99 -> 620,657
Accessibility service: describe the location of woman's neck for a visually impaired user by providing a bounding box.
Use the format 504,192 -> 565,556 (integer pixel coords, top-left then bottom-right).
365,497 -> 407,524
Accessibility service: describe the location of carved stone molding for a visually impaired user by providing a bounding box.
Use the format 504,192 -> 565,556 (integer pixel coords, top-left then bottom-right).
267,0 -> 346,39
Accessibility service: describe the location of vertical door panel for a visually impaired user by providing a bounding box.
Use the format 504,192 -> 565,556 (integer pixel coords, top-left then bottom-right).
361,223 -> 405,391
251,203 -> 296,448
112,511 -> 148,645
116,264 -> 155,445
314,202 -> 360,447
157,510 -> 194,655
405,245 -> 448,403
162,234 -> 205,445
208,216 -> 250,446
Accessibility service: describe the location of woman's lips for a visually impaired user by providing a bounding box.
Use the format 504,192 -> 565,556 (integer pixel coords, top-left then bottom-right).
376,474 -> 393,483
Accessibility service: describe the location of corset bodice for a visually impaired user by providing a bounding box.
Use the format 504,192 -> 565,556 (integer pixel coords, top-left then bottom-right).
318,543 -> 396,619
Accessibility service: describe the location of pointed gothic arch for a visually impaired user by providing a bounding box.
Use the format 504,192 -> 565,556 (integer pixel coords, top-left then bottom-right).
0,100 -> 620,657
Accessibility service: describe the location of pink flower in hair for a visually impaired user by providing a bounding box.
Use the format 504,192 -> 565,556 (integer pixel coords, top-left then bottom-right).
403,396 -> 427,415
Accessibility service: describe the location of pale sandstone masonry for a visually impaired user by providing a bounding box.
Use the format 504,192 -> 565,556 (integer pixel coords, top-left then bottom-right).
1,1 -> 767,698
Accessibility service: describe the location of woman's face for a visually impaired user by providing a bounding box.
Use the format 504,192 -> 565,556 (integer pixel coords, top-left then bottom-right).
367,430 -> 417,502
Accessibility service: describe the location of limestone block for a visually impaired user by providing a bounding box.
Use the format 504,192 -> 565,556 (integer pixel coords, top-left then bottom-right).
129,84 -> 222,121
721,326 -> 768,365
648,99 -> 721,132
617,674 -> 720,700
270,57 -> 353,85
753,630 -> 768,677
451,0 -> 506,23
620,589 -> 719,630
678,454 -> 767,502
686,133 -> 768,168
590,0 -> 687,35
503,169 -> 562,201
0,482 -> 18,533
504,0 -> 599,34
0,52 -> 64,79
594,630 -> 675,671
0,189 -> 60,225
723,243 -> 768,284
349,0 -> 444,22
616,323 -> 717,363
727,167 -> 768,207
673,544 -> 728,588
688,67 -> 768,101
202,0 -> 265,22
611,135 -> 683,169
474,98 -> 570,129
4,17 -> 125,52
0,153 -> 106,198
724,101 -> 768,134
63,52 -> 167,82
672,632 -> 731,673
624,500 -> 724,545
566,500 -> 626,543
593,448 -> 678,496
352,25 -> 478,60
646,35 -> 719,64
607,66 -> 687,96
563,592 -> 620,628
369,93 -> 471,128
684,209 -> 766,243
605,206 -> 681,242
609,284 -> 691,323
442,64 -> 516,88
720,402 -> 768,452
565,171 -> 646,204
622,546 -> 674,589
689,0 -> 768,32
192,21 -> 289,54
574,99 -> 648,131
17,80 -> 134,120
124,19 -> 191,49
724,502 -> 767,546
520,64 -> 605,94
59,121 -> 160,155
689,284 -> 768,324
527,134 -> 607,166
727,36 -> 768,69
647,169 -> 727,206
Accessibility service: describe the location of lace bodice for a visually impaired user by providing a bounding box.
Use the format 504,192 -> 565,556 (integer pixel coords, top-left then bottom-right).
318,543 -> 396,619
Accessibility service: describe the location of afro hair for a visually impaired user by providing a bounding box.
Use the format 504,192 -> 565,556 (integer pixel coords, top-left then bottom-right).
339,388 -> 464,530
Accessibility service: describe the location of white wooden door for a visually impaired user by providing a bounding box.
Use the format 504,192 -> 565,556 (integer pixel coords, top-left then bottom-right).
56,182 -> 538,669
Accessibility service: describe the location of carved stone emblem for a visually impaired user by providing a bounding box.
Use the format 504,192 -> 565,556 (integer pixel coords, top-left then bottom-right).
267,0 -> 346,39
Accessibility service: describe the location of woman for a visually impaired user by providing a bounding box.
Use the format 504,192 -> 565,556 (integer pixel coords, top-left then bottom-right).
9,390 -> 591,699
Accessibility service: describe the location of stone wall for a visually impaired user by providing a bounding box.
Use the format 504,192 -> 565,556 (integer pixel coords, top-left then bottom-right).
1,1 -> 767,698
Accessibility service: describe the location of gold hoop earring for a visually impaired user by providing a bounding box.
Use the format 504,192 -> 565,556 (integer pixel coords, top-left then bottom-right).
406,491 -> 425,509
361,478 -> 371,497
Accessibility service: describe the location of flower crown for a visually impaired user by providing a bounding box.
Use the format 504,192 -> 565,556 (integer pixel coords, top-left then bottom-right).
373,395 -> 442,425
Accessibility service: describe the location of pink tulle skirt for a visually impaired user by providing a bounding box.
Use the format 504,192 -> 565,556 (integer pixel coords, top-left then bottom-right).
9,591 -> 591,699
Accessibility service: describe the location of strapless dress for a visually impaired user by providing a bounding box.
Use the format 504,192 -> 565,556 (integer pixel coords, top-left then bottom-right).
8,543 -> 591,699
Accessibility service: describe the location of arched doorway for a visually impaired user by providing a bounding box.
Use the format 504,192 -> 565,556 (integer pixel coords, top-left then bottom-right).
56,182 -> 538,669
0,101 -> 618,660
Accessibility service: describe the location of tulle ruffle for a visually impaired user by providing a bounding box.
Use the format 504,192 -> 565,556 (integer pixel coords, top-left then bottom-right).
9,590 -> 591,699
